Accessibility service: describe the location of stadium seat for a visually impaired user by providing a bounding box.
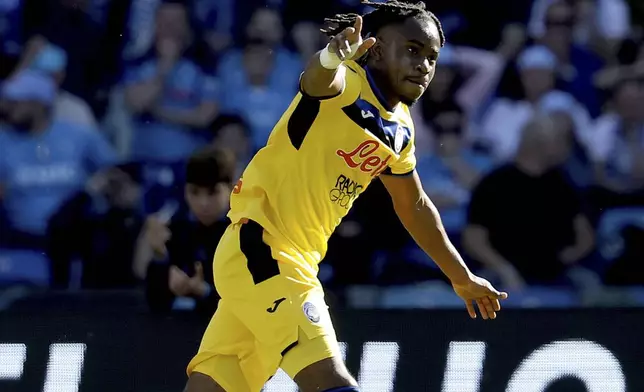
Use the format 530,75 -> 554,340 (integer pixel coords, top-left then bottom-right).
0,249 -> 50,287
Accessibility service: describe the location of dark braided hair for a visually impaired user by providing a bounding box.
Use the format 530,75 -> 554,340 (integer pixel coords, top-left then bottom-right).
322,0 -> 445,60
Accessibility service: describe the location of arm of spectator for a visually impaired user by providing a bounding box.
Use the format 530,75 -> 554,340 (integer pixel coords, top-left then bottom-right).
462,225 -> 526,290
453,23 -> 525,118
150,73 -> 219,129
151,101 -> 219,129
85,129 -> 119,172
559,215 -> 595,264
593,61 -> 644,91
123,70 -> 168,114
590,0 -> 632,60
123,39 -> 182,114
133,216 -> 172,279
453,46 -> 506,117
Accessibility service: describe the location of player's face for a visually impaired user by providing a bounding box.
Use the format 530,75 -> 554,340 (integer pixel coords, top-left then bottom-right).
378,17 -> 441,106
185,183 -> 230,226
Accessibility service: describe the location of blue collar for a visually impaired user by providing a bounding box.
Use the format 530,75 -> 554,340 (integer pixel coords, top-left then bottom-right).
364,65 -> 394,112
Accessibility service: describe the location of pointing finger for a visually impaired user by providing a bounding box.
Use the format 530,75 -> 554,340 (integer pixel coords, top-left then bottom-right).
353,16 -> 363,38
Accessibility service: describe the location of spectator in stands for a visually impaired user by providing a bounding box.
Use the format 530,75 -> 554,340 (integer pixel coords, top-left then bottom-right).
137,147 -> 235,315
421,40 -> 520,121
217,37 -> 296,151
480,45 -> 590,161
587,79 -> 644,193
124,0 -> 219,162
211,114 -> 252,180
0,71 -> 117,250
0,0 -> 23,78
12,41 -> 97,127
15,0 -> 107,110
216,6 -> 302,90
463,116 -> 595,290
528,0 -> 632,60
192,0 -> 235,61
47,165 -> 144,289
416,101 -> 493,234
535,1 -> 604,116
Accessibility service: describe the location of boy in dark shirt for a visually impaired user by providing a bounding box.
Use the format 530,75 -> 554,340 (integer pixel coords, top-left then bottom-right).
140,146 -> 235,314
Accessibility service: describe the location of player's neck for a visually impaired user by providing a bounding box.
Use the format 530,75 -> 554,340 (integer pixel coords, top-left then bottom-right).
364,65 -> 400,111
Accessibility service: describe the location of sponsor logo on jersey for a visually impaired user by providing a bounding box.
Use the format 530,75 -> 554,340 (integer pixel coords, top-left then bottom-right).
329,174 -> 364,209
336,140 -> 391,177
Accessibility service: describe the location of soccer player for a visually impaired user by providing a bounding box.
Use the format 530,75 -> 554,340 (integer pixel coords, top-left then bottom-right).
185,1 -> 508,391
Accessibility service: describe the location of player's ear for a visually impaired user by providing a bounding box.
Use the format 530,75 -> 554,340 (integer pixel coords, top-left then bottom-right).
370,41 -> 384,61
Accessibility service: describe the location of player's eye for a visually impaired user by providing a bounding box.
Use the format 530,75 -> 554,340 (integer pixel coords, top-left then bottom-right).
408,47 -> 419,55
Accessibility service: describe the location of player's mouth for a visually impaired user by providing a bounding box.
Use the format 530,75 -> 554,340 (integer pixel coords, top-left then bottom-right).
405,76 -> 429,89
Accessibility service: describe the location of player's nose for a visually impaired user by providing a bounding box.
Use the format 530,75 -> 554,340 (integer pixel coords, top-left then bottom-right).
416,59 -> 431,75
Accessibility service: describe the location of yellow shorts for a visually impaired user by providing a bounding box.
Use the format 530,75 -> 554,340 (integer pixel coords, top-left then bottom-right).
186,220 -> 341,392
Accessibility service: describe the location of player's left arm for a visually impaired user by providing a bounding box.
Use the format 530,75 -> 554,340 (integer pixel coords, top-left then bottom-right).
381,171 -> 471,284
380,169 -> 508,320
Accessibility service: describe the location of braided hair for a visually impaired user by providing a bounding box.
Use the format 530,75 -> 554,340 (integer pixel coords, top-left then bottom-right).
322,0 -> 445,63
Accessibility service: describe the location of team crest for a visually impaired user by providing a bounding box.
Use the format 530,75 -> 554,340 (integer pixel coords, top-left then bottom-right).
303,302 -> 320,323
394,125 -> 404,154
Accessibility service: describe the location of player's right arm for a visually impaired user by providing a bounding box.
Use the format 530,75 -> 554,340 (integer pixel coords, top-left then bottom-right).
299,16 -> 375,98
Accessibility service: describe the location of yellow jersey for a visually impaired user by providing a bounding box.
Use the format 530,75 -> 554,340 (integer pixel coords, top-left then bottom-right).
228,60 -> 416,275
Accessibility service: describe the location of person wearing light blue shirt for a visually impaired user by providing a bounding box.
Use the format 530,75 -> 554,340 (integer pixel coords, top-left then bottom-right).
123,1 -> 219,162
0,71 -> 117,242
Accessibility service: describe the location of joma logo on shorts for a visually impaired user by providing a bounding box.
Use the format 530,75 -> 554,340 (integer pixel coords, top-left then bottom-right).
336,140 -> 391,177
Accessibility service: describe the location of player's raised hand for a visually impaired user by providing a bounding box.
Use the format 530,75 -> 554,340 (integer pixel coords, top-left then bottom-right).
452,275 -> 508,320
328,16 -> 376,61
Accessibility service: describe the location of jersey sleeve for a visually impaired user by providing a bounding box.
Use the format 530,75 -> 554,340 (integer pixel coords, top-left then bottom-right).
298,62 -> 361,107
384,131 -> 416,176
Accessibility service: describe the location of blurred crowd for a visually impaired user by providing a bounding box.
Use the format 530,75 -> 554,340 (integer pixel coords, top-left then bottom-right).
1,0 -> 643,312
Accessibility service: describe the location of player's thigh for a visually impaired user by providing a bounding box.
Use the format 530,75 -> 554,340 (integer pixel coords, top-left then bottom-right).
187,301 -> 254,392
184,372 -> 227,392
293,356 -> 358,392
282,332 -> 356,392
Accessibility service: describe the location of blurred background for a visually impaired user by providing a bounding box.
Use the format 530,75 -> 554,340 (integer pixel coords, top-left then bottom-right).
0,0 -> 643,391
